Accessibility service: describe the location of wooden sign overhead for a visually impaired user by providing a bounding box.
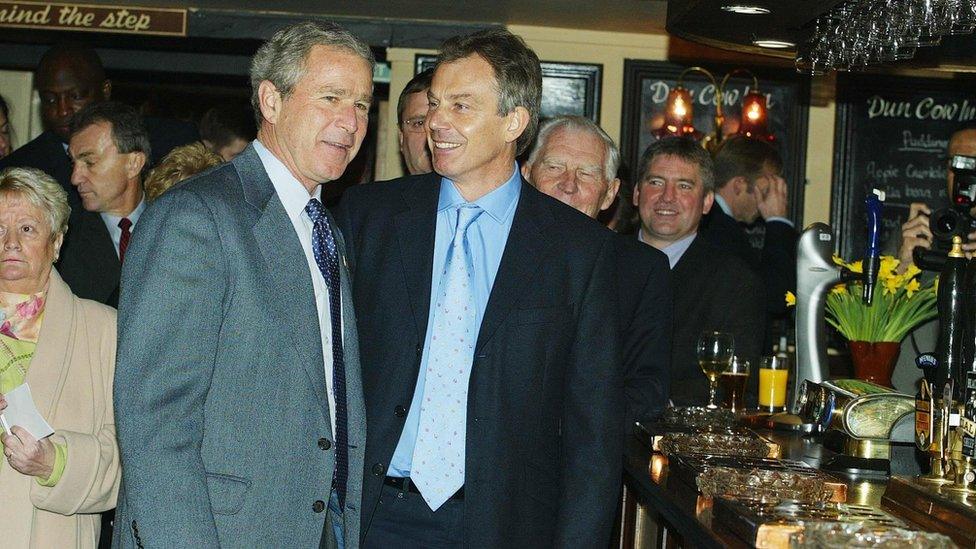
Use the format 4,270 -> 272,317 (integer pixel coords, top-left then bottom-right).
0,1 -> 186,36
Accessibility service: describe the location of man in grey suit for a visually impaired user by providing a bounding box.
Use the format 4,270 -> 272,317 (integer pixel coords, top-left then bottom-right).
112,21 -> 373,548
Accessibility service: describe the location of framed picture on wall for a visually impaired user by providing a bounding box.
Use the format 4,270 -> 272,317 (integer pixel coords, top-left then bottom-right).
415,54 -> 602,123
619,60 -> 810,226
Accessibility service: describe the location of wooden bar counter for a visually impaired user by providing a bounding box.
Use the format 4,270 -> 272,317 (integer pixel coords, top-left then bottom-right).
619,423 -> 971,548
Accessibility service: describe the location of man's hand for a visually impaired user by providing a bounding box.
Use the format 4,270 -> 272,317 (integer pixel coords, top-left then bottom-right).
1,425 -> 55,478
757,174 -> 788,219
897,203 -> 932,273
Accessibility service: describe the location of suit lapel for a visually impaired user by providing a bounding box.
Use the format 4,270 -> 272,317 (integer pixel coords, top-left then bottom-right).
26,271 -> 75,420
238,146 -> 330,424
393,175 -> 439,343
475,182 -> 553,353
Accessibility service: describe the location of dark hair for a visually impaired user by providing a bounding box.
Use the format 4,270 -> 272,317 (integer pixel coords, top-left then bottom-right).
199,106 -> 256,149
397,68 -> 433,126
0,94 -> 8,119
712,136 -> 782,191
636,137 -> 715,192
70,101 -> 151,164
438,28 -> 542,156
36,42 -> 106,85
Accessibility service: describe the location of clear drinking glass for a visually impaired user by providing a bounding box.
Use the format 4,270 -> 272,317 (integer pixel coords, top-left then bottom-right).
721,356 -> 750,414
697,331 -> 734,410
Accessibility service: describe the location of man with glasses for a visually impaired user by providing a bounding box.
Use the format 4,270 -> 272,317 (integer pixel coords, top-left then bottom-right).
396,68 -> 434,175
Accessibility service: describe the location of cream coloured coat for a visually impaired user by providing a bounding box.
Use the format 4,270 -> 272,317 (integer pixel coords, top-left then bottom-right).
0,269 -> 120,548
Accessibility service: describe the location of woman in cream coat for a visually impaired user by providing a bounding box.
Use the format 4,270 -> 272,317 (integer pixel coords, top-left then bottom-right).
0,167 -> 119,548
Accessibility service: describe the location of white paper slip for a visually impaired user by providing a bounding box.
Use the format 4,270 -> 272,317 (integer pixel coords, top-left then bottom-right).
0,383 -> 54,439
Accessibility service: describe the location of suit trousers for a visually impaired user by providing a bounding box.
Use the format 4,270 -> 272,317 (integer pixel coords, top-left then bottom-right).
363,484 -> 464,548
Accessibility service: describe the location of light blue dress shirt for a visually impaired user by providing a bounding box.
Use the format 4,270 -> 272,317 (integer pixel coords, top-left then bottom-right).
388,165 -> 522,477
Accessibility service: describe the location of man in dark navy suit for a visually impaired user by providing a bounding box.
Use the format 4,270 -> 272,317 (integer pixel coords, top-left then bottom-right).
337,28 -> 623,549
522,114 -> 672,425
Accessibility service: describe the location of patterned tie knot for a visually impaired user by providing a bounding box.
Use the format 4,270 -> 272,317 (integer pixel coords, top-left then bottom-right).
118,217 -> 132,232
455,204 -> 483,235
305,197 -> 326,223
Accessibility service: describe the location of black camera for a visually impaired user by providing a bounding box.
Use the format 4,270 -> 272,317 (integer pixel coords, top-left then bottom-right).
914,155 -> 976,271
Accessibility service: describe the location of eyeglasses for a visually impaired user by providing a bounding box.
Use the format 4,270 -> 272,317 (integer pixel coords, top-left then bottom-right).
401,118 -> 426,134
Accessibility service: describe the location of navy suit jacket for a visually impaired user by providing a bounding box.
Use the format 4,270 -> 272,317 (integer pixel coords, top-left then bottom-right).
700,207 -> 797,317
336,173 -> 624,548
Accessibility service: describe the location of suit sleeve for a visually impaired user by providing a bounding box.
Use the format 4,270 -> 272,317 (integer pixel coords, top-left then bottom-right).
31,305 -> 120,515
113,188 -> 225,547
621,245 -> 672,425
761,221 -> 798,316
555,235 -> 623,548
730,265 -> 767,406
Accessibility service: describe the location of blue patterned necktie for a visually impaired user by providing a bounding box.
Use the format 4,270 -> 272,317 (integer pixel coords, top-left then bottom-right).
304,198 -> 348,509
411,203 -> 483,511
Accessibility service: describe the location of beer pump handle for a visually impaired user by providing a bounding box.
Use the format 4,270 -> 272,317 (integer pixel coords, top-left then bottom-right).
863,189 -> 885,305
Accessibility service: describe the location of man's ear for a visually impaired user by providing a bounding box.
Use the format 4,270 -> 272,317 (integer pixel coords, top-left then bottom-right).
730,175 -> 749,196
101,79 -> 112,101
702,190 -> 715,215
632,182 -> 641,207
520,162 -> 533,184
600,177 -> 621,211
126,151 -> 147,180
503,106 -> 531,145
258,80 -> 282,125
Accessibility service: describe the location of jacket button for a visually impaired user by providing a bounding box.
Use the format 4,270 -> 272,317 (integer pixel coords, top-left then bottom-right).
372,462 -> 385,476
415,344 -> 422,357
394,405 -> 407,417
318,438 -> 332,450
313,500 -> 326,513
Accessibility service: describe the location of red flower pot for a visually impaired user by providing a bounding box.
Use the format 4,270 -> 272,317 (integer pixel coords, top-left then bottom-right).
848,341 -> 901,388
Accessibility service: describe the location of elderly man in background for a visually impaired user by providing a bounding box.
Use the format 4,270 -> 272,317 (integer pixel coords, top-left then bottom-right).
0,166 -> 120,548
396,68 -> 434,175
113,21 -> 372,549
633,137 -> 764,406
0,43 -> 196,208
58,101 -> 149,307
522,115 -> 672,424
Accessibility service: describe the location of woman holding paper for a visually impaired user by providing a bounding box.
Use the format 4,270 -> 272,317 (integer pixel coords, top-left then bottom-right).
0,167 -> 119,548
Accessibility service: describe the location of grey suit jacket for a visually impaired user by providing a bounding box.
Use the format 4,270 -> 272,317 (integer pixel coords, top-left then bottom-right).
112,144 -> 365,548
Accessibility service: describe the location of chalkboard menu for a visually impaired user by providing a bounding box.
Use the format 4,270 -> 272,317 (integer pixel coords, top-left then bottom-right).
832,74 -> 976,259
621,61 -> 810,224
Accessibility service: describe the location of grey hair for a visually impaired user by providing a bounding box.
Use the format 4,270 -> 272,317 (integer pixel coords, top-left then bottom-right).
250,21 -> 375,127
0,167 -> 70,237
526,116 -> 620,181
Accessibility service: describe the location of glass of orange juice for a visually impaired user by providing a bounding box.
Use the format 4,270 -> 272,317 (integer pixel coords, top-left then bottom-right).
758,356 -> 790,413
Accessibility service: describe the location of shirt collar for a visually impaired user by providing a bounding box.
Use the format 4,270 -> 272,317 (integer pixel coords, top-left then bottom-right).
437,163 -> 521,224
100,196 -> 147,227
713,194 -> 733,217
639,229 -> 697,269
253,139 -> 321,216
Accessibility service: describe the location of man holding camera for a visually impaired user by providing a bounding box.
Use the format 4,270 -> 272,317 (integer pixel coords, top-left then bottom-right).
897,124 -> 976,273
891,124 -> 976,394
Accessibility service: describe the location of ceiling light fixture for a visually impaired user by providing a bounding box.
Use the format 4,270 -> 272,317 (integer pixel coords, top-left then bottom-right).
753,39 -> 795,49
721,5 -> 770,15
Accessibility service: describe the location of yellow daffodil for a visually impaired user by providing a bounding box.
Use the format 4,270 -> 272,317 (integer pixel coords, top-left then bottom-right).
832,255 -> 846,267
880,256 -> 899,279
785,291 -> 796,307
905,278 -> 921,297
824,254 -> 938,343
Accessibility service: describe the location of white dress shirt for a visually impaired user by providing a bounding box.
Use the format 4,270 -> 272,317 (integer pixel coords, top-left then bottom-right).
254,139 -> 339,435
100,198 -> 147,258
